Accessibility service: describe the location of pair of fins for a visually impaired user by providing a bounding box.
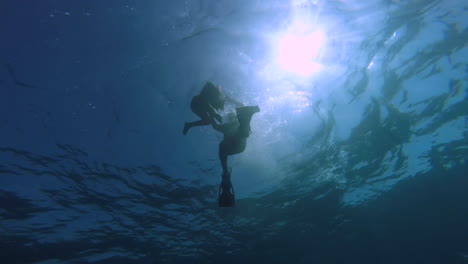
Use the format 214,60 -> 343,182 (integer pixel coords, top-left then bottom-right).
218,171 -> 235,207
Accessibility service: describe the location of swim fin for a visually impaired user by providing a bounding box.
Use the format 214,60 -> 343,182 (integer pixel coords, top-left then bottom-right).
218,178 -> 235,207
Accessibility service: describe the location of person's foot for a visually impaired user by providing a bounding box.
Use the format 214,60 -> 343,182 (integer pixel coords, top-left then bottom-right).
220,175 -> 234,196
222,170 -> 231,181
218,178 -> 235,207
221,178 -> 230,189
183,123 -> 189,135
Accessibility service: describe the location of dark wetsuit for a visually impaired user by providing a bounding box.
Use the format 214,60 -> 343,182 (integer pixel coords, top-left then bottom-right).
183,82 -> 224,135
190,95 -> 215,124
217,105 -> 259,207
218,106 -> 259,177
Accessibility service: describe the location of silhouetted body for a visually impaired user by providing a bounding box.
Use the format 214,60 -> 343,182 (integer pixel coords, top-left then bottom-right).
183,81 -> 242,135
214,105 -> 260,207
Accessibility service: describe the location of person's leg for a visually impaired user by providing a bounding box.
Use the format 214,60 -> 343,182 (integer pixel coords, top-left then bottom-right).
218,137 -> 246,176
183,98 -> 214,135
183,119 -> 210,135
219,140 -> 229,177
217,146 -> 235,207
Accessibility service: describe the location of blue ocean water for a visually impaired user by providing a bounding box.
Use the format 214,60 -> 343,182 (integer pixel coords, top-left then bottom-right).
0,0 -> 467,263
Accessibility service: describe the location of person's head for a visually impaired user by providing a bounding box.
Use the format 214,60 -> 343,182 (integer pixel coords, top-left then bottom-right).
203,82 -> 220,96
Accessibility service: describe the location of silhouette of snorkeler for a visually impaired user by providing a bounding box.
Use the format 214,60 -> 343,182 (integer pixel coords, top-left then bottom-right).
213,105 -> 260,207
183,81 -> 243,135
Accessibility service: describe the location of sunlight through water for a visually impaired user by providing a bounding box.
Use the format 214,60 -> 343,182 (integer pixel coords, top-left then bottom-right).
276,30 -> 325,76
268,0 -> 327,79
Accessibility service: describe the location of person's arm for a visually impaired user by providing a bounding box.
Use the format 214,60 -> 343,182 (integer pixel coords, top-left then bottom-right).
224,95 -> 244,107
207,104 -> 222,123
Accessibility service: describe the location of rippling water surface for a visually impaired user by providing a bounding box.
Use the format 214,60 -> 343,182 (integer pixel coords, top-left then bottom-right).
0,0 -> 467,263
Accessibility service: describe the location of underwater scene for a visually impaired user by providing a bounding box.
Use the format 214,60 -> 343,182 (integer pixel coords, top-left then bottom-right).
0,0 -> 467,263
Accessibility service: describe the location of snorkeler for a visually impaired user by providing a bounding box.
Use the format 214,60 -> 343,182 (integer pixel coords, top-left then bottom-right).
183,81 -> 243,135
214,105 -> 260,207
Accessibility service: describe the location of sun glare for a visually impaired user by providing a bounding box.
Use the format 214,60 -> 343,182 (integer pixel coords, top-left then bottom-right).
276,30 -> 325,76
